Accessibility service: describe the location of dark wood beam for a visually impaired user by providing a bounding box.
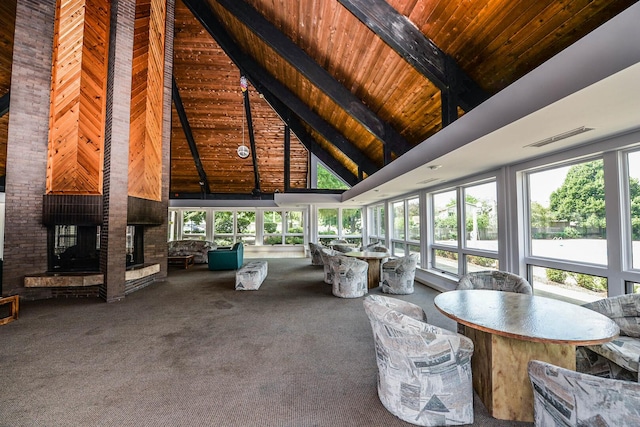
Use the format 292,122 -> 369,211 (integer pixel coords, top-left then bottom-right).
338,0 -> 489,114
171,76 -> 211,195
0,91 -> 9,117
182,0 -> 372,183
211,0 -> 412,157
241,85 -> 261,192
284,124 -> 291,192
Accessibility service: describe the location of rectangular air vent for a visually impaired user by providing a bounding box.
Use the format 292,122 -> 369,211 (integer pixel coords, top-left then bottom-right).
525,126 -> 594,148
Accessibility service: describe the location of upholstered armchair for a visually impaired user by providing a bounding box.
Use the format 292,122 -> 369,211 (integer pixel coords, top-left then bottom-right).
319,247 -> 337,284
207,242 -> 244,271
308,242 -> 324,266
328,255 -> 368,298
363,294 -> 474,426
457,270 -> 532,294
528,359 -> 640,426
381,254 -> 418,295
576,293 -> 640,381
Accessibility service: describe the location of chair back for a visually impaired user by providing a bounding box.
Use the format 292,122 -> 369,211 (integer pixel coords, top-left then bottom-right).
528,360 -> 640,427
457,270 -> 532,294
583,293 -> 640,337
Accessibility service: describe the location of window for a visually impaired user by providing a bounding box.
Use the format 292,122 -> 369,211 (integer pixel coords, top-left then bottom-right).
627,151 -> 640,269
433,190 -> 457,246
285,210 -> 304,244
317,207 -> 362,246
529,266 -> 606,303
464,182 -> 497,251
429,181 -> 498,276
263,211 -> 283,245
214,211 -> 234,246
368,204 -> 385,245
316,163 -> 349,190
392,201 -> 405,240
182,210 -> 206,240
236,211 -> 256,246
528,160 -> 606,265
389,197 -> 420,261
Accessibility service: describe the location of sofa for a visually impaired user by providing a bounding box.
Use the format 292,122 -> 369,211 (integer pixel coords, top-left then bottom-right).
167,240 -> 216,264
208,242 -> 244,270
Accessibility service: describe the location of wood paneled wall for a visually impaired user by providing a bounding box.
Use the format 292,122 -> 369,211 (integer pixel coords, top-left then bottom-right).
128,0 -> 166,201
46,0 -> 109,195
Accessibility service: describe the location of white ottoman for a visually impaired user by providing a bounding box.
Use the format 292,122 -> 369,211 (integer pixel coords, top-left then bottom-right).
235,261 -> 268,290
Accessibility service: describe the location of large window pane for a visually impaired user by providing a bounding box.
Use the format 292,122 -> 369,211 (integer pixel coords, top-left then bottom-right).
433,190 -> 457,246
285,211 -> 304,245
528,160 -> 607,265
530,266 -> 606,303
318,208 -> 338,237
466,255 -> 498,273
342,208 -> 362,237
183,210 -> 206,240
392,201 -> 405,239
408,198 -> 420,241
408,244 -> 420,264
464,182 -> 497,251
263,211 -> 283,245
236,211 -> 255,246
628,151 -> 640,269
433,249 -> 458,275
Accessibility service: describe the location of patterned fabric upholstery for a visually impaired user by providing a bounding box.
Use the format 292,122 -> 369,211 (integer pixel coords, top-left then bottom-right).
381,254 -> 418,295
319,247 -> 337,284
457,270 -> 532,294
363,295 -> 474,426
528,360 -> 640,427
235,261 -> 268,290
332,244 -> 353,253
329,255 -> 368,298
308,242 -> 324,266
167,240 -> 216,264
577,294 -> 640,381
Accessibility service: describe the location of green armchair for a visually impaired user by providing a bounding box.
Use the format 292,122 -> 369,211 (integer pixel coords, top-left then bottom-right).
207,242 -> 244,270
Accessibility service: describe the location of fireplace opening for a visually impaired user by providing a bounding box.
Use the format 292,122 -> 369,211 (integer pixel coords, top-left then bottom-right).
126,225 -> 144,269
49,225 -> 100,272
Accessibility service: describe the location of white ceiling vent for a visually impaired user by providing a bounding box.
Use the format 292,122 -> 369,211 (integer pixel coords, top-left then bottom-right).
525,126 -> 594,148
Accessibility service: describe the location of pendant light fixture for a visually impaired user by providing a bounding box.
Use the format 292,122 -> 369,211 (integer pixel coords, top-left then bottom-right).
237,76 -> 250,159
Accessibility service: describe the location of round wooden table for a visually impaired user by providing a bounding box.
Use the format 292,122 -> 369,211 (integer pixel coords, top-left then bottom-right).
434,289 -> 619,422
344,251 -> 390,289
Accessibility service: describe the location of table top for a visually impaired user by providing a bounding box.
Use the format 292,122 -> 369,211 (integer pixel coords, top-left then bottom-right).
344,251 -> 390,260
434,290 -> 619,345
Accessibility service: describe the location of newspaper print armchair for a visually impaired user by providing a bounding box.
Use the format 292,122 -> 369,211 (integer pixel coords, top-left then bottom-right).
381,254 -> 418,295
329,255 -> 368,298
308,242 -> 324,266
363,295 -> 474,426
457,270 -> 532,294
319,247 -> 337,284
528,359 -> 640,426
576,293 -> 640,381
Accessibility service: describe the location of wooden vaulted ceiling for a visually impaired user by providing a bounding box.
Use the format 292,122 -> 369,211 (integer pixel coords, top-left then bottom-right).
0,0 -> 636,196
170,0 -> 637,198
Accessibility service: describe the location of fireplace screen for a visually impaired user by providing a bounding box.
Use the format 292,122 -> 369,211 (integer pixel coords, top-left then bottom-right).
50,225 -> 100,272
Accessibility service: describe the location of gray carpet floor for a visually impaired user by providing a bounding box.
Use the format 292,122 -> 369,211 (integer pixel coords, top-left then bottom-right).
0,257 -> 532,426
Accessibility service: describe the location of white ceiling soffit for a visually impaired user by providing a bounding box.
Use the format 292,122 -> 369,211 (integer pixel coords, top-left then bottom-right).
341,1 -> 640,205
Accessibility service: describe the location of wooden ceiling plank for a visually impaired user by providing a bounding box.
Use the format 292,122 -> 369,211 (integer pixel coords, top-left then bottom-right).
337,0 -> 488,113
211,0 -> 412,157
183,0 -> 378,177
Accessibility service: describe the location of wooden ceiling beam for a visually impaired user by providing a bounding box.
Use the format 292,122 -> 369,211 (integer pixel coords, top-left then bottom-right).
171,76 -> 211,194
211,0 -> 413,158
0,90 -> 9,117
338,0 -> 489,114
182,0 -> 376,181
241,87 -> 261,192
